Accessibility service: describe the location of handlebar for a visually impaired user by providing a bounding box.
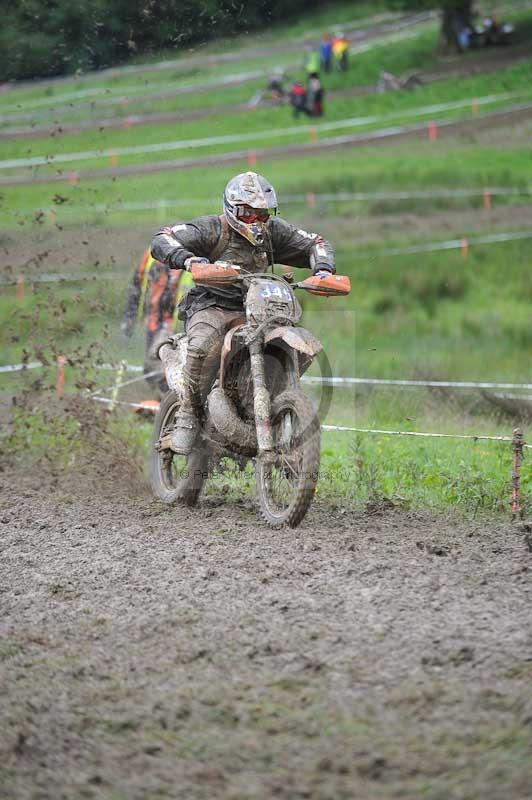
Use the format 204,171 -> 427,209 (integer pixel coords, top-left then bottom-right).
190,263 -> 351,297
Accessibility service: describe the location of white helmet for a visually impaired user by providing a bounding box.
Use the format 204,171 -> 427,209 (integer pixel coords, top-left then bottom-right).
223,171 -> 278,246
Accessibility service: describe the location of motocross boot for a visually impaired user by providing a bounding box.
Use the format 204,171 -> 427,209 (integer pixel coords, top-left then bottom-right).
169,352 -> 203,456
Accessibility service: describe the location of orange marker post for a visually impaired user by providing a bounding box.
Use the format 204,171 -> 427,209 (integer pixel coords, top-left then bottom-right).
460,238 -> 469,258
472,99 -> 479,117
483,188 -> 492,210
110,151 -> 118,167
67,172 -> 78,186
310,127 -> 318,143
247,150 -> 257,168
16,276 -> 25,300
56,355 -> 66,399
306,191 -> 316,209
428,121 -> 437,142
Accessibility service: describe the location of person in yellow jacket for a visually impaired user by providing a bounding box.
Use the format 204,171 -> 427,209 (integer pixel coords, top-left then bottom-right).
332,32 -> 349,72
121,248 -> 194,393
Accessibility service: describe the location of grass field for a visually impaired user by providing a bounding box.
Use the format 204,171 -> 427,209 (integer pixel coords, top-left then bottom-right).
1,0 -> 531,516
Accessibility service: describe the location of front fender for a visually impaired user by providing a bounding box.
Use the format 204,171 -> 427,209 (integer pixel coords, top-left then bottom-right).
264,325 -> 322,375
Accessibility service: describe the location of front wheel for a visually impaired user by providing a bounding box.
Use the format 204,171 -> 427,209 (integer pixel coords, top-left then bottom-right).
150,391 -> 207,506
255,389 -> 320,528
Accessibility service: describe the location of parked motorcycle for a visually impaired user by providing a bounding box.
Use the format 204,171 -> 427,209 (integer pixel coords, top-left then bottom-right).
150,263 -> 350,527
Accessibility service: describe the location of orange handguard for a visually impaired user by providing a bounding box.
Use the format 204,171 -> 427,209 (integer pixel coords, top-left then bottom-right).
299,273 -> 351,297
190,262 -> 240,286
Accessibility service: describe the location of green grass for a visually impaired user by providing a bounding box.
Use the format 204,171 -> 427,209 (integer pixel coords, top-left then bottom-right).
2,2 -> 531,130
4,129 -> 532,228
1,59 -> 531,183
2,0 -> 532,516
0,1 -> 395,109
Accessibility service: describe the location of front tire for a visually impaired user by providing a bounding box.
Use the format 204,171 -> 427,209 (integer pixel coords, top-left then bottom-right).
255,389 -> 320,528
150,391 -> 207,506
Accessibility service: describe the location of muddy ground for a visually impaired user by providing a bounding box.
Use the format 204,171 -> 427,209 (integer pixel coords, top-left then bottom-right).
1,455 -> 531,799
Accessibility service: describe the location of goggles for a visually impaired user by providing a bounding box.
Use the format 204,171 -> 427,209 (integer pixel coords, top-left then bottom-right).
234,204 -> 274,223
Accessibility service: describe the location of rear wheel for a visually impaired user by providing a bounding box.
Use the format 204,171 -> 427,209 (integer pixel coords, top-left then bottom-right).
150,391 -> 207,506
255,389 -> 320,528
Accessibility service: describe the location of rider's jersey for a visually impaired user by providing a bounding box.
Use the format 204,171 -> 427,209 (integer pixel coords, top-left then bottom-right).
151,214 -> 335,320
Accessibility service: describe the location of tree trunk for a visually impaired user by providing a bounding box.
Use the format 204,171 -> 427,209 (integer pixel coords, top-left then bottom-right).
440,1 -> 473,51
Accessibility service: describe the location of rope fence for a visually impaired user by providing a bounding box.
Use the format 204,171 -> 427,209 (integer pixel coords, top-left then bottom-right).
18,186 -> 532,220
2,359 -> 532,394
2,226 -> 532,290
1,356 -> 529,517
0,91 -> 525,172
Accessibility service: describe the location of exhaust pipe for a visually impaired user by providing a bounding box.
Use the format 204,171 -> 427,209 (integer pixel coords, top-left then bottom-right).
208,387 -> 257,451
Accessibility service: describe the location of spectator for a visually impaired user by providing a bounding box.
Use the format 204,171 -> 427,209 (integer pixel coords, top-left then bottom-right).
306,73 -> 324,117
332,32 -> 349,72
266,68 -> 285,105
288,81 -> 308,118
319,33 -> 333,73
304,46 -> 321,78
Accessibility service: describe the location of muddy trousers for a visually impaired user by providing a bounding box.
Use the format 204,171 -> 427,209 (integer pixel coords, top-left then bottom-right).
145,327 -> 171,396
182,307 -> 246,417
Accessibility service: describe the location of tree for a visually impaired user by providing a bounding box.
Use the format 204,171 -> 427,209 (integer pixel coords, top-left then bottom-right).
1,0 -> 327,81
390,0 -> 474,50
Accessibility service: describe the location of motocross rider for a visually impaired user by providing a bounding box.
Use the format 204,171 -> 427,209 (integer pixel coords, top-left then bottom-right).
151,171 -> 335,455
121,248 -> 194,394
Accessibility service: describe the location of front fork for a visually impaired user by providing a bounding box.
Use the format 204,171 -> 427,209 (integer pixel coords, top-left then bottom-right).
249,340 -> 274,458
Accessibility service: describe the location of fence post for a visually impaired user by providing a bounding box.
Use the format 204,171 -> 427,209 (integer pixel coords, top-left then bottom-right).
110,360 -> 127,411
56,355 -> 66,399
16,276 -> 25,300
511,427 -> 524,518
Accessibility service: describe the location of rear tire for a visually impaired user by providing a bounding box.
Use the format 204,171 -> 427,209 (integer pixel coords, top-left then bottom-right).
150,391 -> 207,506
255,389 -> 320,528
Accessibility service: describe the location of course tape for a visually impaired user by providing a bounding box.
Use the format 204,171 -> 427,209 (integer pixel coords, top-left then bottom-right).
92,395 -> 149,410
0,91 -> 521,171
22,185 -> 532,218
3,362 -> 529,449
4,101 -> 532,188
3,227 -> 532,288
302,376 -> 532,391
321,424 -> 532,448
373,229 -> 532,257
87,394 -> 532,450
2,360 -> 531,393
0,272 -> 125,286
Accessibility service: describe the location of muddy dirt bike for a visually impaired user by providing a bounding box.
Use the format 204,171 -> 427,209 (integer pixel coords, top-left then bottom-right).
150,263 -> 350,527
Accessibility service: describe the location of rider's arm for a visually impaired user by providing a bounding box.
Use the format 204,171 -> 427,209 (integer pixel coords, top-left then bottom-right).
270,217 -> 336,274
151,216 -> 220,269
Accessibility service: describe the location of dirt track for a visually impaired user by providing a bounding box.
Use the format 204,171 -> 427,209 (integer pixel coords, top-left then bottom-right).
1,458 -> 531,799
